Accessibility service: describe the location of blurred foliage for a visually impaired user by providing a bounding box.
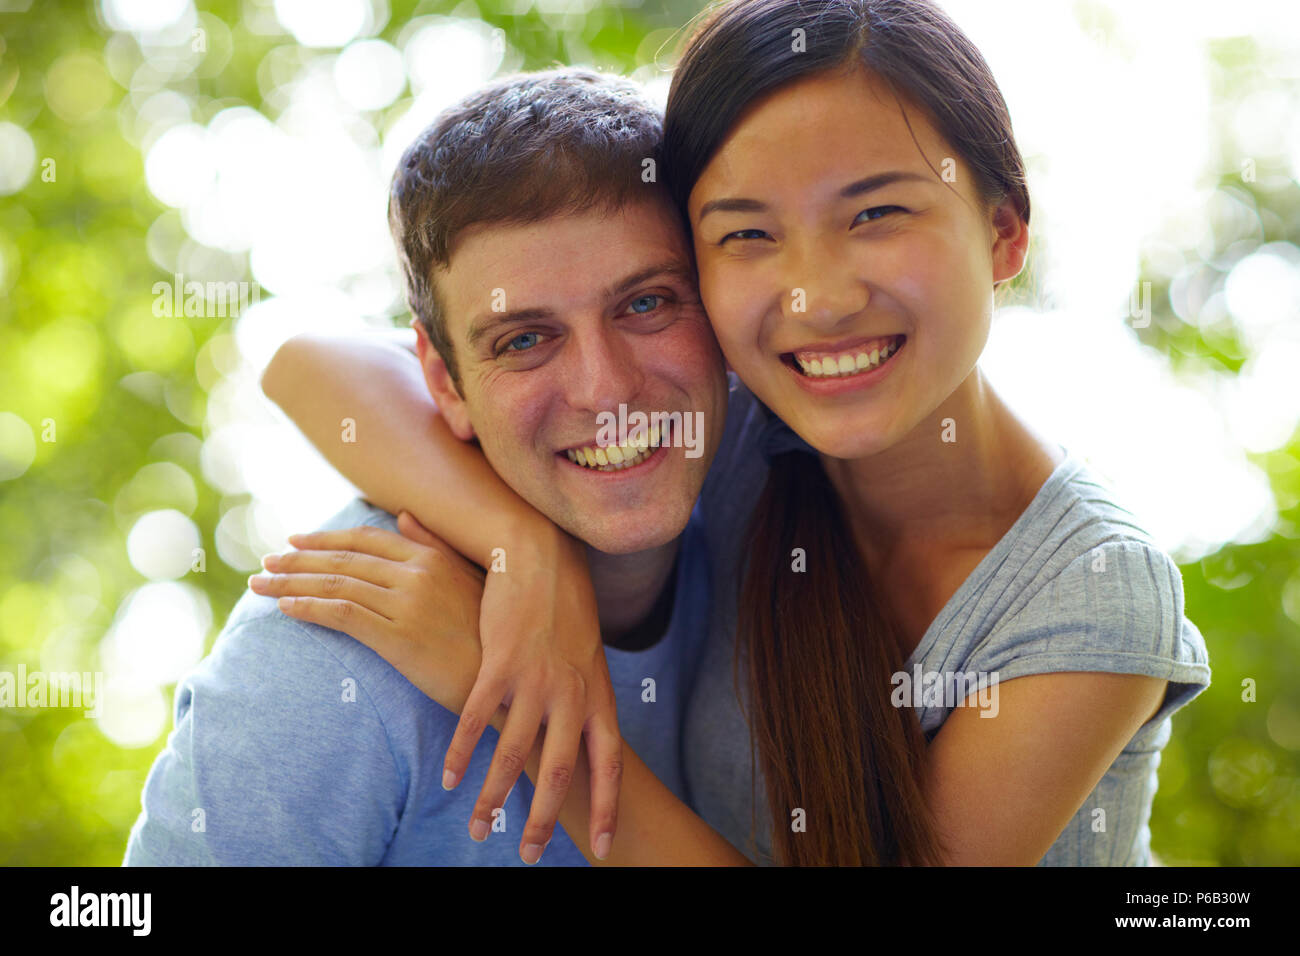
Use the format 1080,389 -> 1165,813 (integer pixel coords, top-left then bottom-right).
0,0 -> 1297,865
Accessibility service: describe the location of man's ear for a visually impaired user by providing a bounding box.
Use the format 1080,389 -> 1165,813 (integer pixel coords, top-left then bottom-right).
990,197 -> 1030,287
413,319 -> 475,441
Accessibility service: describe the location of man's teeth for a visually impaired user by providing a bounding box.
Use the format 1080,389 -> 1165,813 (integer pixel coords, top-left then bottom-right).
565,424 -> 666,471
795,337 -> 902,378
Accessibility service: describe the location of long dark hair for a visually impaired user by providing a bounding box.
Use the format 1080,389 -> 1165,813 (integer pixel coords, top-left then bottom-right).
663,0 -> 1031,866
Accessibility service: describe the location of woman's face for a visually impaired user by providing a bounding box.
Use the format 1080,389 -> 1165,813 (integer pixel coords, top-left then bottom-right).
687,64 -> 1027,460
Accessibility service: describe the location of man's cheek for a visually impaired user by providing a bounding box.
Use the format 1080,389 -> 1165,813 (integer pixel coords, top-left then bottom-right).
472,424 -> 528,486
656,324 -> 724,376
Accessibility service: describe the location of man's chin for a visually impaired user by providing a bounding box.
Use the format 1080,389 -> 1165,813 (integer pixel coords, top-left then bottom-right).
554,506 -> 689,557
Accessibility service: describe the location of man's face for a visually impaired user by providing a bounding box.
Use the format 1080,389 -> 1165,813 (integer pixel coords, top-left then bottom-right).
419,195 -> 728,555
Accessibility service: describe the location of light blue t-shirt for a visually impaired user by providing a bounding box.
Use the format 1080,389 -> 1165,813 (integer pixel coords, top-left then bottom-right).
684,377 -> 1212,866
123,500 -> 710,866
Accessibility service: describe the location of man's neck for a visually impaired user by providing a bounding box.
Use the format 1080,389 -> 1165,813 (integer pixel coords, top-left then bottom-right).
586,536 -> 682,650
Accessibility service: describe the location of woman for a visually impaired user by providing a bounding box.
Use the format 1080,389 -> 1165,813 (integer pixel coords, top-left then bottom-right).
253,0 -> 1210,864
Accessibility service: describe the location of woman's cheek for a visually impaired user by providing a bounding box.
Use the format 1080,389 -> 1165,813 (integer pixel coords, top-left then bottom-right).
700,268 -> 763,357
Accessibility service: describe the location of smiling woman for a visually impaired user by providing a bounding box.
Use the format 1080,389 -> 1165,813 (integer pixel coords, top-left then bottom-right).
659,0 -> 1209,866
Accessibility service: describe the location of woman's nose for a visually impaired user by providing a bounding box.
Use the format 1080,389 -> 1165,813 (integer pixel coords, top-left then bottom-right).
779,237 -> 871,330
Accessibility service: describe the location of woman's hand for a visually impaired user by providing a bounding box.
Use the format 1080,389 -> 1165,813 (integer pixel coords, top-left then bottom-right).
452,523 -> 622,864
250,517 -> 487,716
247,513 -> 621,864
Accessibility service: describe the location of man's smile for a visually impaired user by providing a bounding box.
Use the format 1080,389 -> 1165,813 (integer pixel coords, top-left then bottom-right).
558,419 -> 676,473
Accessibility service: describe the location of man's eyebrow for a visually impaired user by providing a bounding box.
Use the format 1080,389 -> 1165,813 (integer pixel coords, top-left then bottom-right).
696,171 -> 934,221
465,308 -> 555,350
604,260 -> 696,300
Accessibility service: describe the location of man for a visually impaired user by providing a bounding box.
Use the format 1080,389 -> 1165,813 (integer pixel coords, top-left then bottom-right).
123,69 -> 730,865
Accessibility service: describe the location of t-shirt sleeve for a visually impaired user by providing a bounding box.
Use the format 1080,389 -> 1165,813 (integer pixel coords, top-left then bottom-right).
967,539 -> 1212,733
122,615 -> 404,866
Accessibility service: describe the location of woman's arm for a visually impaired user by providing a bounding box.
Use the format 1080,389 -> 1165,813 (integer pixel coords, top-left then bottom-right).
923,671 -> 1166,865
253,517 -> 753,866
520,724 -> 751,866
260,330 -> 623,862
261,329 -> 540,566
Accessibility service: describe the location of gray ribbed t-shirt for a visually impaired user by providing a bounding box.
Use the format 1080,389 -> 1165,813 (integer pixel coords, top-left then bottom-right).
683,377 -> 1212,865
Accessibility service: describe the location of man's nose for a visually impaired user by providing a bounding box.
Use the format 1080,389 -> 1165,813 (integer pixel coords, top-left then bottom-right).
780,235 -> 871,331
564,326 -> 646,415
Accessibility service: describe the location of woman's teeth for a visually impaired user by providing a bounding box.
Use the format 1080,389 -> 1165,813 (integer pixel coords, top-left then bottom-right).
794,336 -> 904,378
565,423 -> 667,472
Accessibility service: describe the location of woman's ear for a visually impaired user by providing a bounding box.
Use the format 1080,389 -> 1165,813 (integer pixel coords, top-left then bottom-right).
990,198 -> 1029,286
413,320 -> 476,442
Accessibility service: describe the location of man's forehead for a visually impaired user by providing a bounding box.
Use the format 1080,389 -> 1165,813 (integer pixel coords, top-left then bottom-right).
449,194 -> 685,264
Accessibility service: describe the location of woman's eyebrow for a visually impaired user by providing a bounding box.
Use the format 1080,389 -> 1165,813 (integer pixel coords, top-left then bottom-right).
839,170 -> 933,198
697,170 -> 935,221
696,197 -> 769,221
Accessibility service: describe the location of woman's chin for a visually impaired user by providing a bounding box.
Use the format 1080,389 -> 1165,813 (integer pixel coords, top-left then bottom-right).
783,410 -> 898,463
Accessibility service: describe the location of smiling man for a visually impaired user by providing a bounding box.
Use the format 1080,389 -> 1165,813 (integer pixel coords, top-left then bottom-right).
123,69 -> 732,866
420,198 -> 725,556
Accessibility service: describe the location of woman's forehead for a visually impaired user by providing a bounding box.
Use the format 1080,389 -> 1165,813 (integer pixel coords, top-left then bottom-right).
691,69 -> 956,203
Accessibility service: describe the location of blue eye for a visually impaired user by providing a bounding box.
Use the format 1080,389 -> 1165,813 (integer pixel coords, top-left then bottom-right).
853,205 -> 905,224
719,229 -> 769,245
628,294 -> 663,314
503,331 -> 541,352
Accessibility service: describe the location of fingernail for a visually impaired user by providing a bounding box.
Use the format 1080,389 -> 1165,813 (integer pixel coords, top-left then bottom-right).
442,769 -> 459,790
277,597 -> 295,612
521,843 -> 544,865
470,818 -> 489,842
260,553 -> 280,569
248,574 -> 271,588
594,832 -> 612,860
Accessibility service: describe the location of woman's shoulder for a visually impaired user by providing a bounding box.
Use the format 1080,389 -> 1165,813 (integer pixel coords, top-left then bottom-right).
950,449 -> 1212,727
995,449 -> 1185,606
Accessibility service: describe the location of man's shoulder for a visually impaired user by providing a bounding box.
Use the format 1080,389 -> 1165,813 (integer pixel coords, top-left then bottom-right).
192,499 -> 434,727
126,500 -> 462,866
320,498 -> 399,533
223,497 -> 395,634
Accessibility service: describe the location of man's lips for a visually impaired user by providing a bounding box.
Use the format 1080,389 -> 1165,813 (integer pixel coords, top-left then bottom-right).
556,419 -> 677,473
559,440 -> 668,474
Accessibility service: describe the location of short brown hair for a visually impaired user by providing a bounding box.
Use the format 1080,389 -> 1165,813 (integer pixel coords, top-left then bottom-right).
388,68 -> 665,386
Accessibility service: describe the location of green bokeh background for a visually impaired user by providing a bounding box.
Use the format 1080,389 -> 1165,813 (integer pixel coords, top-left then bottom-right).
1,0 -> 1298,865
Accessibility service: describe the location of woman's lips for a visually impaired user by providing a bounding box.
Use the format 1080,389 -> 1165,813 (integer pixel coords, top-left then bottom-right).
782,334 -> 907,380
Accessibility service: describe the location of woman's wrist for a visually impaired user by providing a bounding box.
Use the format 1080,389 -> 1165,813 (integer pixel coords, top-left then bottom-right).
496,510 -> 582,575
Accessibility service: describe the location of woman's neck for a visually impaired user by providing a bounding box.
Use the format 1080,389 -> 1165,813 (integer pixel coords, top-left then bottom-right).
821,367 -> 1062,574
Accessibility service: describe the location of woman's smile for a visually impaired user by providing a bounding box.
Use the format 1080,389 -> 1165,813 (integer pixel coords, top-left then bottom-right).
779,332 -> 907,394
783,332 -> 906,375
